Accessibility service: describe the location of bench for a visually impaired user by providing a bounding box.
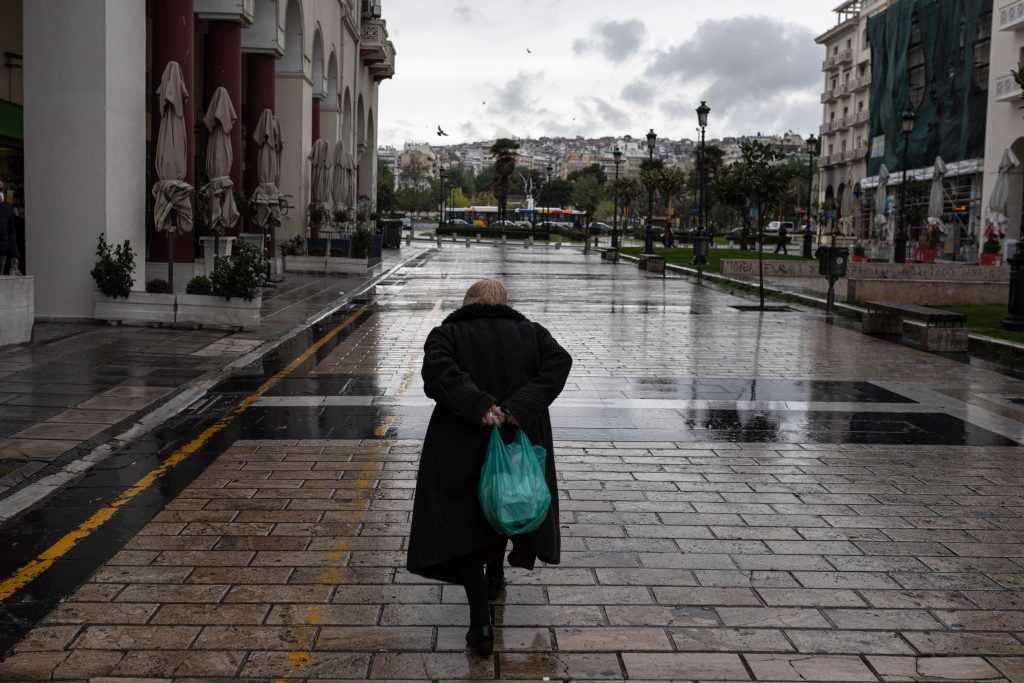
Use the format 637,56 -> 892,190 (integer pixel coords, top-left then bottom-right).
638,253 -> 665,273
600,248 -> 619,263
862,300 -> 968,352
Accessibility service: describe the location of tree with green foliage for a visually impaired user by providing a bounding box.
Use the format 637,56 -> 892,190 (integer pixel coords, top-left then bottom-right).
712,162 -> 754,249
376,161 -> 396,216
489,138 -> 521,221
612,176 -> 643,229
656,167 -> 687,219
396,157 -> 433,213
567,163 -> 607,186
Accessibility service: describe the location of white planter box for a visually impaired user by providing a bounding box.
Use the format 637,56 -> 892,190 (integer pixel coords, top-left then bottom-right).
284,255 -> 327,274
94,291 -> 176,326
0,275 -> 33,345
325,256 -> 369,275
176,293 -> 260,330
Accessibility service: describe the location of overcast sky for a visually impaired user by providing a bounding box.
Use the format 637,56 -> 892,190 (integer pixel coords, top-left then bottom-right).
377,1 -> 839,148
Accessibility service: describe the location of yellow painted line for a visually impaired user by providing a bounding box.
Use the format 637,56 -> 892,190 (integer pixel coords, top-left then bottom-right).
0,302 -> 375,604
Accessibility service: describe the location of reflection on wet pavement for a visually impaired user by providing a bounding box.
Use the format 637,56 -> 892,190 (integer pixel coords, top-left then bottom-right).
4,246 -> 1024,680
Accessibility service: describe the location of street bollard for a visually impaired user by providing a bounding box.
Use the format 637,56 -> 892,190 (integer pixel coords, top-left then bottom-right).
555,241 -> 561,249
436,235 -> 442,248
465,237 -> 471,248
502,234 -> 506,244
405,232 -> 412,247
476,234 -> 481,243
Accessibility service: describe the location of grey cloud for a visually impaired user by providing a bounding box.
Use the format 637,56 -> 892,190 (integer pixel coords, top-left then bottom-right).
647,16 -> 819,117
573,19 -> 645,63
622,81 -> 656,105
589,97 -> 628,128
453,1 -> 473,22
492,71 -> 542,113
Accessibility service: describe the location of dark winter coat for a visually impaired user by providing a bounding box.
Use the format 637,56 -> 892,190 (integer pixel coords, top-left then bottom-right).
0,201 -> 17,259
406,304 -> 573,584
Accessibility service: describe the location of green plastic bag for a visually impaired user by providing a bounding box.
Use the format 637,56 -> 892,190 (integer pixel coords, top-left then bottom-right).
478,427 -> 551,536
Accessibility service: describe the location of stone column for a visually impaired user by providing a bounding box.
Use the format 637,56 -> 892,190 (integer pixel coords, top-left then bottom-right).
150,0 -> 195,264
204,21 -> 242,187
244,54 -> 275,196
24,0 -> 146,317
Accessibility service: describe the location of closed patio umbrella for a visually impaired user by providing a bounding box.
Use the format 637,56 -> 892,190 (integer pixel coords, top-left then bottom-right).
201,86 -> 239,257
839,176 -> 854,236
152,61 -> 194,288
331,140 -> 349,216
250,108 -> 282,230
927,156 -> 947,232
308,138 -> 332,238
988,148 -> 1020,239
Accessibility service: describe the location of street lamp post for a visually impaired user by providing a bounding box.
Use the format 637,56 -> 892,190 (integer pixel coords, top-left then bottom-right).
438,164 -> 445,230
894,110 -> 916,264
803,134 -> 818,258
692,101 -> 711,281
612,146 -> 623,250
644,128 -> 656,254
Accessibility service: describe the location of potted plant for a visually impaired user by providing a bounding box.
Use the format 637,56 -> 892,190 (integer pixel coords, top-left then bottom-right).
980,237 -> 1003,266
915,226 -> 940,263
852,243 -> 868,263
92,234 -> 175,326
177,240 -> 265,330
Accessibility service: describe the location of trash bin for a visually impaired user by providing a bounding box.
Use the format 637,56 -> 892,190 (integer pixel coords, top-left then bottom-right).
381,220 -> 401,249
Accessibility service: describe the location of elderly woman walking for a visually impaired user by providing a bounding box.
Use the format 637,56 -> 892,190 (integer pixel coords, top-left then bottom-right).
407,279 -> 572,656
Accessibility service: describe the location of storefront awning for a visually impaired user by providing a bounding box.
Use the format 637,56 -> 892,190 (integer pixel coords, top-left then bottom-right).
0,100 -> 23,142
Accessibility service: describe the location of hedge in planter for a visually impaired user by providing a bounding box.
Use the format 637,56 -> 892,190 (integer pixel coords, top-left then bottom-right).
92,235 -> 175,325
177,242 -> 265,330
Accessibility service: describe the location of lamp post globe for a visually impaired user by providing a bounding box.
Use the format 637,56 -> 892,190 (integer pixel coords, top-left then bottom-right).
894,110 -> 916,264
693,102 -> 711,276
803,133 -> 818,258
644,129 -> 657,254
612,146 -> 623,249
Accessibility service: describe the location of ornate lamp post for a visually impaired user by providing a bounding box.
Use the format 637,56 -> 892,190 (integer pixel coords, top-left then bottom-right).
438,164 -> 445,230
644,129 -> 657,253
612,146 -> 623,249
693,102 -> 711,277
894,110 -> 915,264
803,133 -> 819,258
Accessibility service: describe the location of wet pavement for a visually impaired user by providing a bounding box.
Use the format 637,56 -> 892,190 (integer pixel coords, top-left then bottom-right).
3,243 -> 1024,680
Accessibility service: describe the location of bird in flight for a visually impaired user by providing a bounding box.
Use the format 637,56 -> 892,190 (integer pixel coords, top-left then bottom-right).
526,48 -> 532,54
437,125 -> 448,137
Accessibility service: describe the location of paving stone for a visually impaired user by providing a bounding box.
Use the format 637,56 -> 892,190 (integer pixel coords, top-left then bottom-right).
868,655 -> 1004,681
317,626 -> 434,651
369,652 -> 492,679
115,650 -> 245,677
555,627 -> 672,651
498,652 -> 623,679
745,653 -> 877,681
901,631 -> 1024,655
621,652 -> 749,680
436,626 -> 550,652
785,629 -> 915,654
241,651 -> 369,678
72,625 -> 201,650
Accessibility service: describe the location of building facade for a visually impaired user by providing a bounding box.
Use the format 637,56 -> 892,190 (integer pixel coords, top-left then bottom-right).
981,0 -> 1024,246
16,0 -> 394,319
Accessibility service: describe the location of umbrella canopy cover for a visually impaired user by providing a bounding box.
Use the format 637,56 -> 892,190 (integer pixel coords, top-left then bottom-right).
331,140 -> 350,212
988,148 -> 1021,237
251,108 -> 282,229
201,87 -> 239,232
309,139 -> 332,207
153,61 -> 193,234
927,156 -> 947,229
873,164 -> 890,226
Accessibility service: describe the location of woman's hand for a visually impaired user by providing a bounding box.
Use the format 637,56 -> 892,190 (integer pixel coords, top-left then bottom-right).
502,408 -> 519,426
482,404 -> 506,427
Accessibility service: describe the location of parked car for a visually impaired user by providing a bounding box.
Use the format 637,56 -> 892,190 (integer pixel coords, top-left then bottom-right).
514,220 -> 534,228
446,218 -> 470,226
588,222 -> 613,233
400,217 -> 413,230
492,219 -> 518,228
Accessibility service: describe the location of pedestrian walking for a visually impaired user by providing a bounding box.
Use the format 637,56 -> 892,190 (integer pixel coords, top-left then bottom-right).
774,221 -> 788,255
407,279 -> 572,656
0,179 -> 19,274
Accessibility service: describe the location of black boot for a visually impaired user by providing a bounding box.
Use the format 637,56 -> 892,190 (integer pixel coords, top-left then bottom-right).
466,624 -> 494,656
486,573 -> 507,601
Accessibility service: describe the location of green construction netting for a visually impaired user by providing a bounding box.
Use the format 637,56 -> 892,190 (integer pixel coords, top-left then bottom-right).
867,0 -> 989,176
0,100 -> 22,141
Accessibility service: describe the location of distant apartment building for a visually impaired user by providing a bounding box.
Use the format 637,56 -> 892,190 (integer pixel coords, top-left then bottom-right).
981,0 -> 1024,245
398,142 -> 437,179
817,0 -> 991,260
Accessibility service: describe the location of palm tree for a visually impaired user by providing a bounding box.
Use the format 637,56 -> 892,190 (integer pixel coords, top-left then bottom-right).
489,138 -> 520,222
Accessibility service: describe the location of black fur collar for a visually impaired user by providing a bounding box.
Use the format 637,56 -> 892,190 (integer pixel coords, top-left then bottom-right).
443,304 -> 527,325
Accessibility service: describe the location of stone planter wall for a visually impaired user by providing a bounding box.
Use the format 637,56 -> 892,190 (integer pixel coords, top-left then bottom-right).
0,275 -> 33,345
176,293 -> 261,331
94,291 -> 176,326
285,255 -> 368,276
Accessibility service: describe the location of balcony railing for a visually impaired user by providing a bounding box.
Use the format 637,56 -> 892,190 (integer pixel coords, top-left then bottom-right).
999,0 -> 1024,31
822,49 -> 853,71
848,110 -> 870,126
996,73 -> 1023,102
361,18 -> 395,80
845,73 -> 872,93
